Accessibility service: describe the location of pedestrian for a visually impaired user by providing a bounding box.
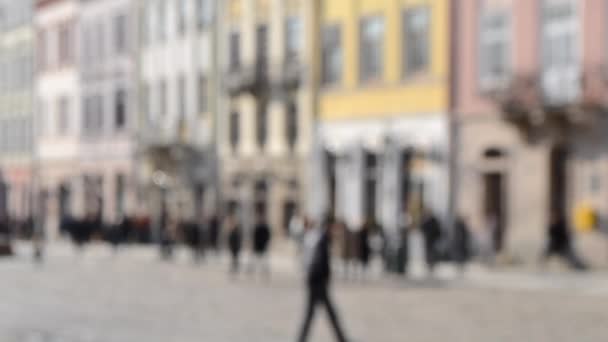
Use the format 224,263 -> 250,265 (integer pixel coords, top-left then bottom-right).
339,220 -> 357,280
297,214 -> 350,342
453,215 -> 472,274
358,218 -> 373,276
159,207 -> 174,260
226,214 -> 243,274
208,213 -> 221,254
421,209 -> 442,275
541,212 -> 587,271
393,211 -> 411,276
249,212 -> 272,277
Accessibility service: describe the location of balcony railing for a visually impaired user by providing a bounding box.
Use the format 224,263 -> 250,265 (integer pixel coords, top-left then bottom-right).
486,66 -> 608,132
224,59 -> 270,97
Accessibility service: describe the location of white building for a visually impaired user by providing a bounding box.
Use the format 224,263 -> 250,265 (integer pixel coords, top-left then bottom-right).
35,0 -> 80,238
139,0 -> 218,224
78,0 -> 139,225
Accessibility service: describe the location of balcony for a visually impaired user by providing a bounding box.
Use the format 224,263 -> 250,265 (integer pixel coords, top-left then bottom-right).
487,67 -> 608,136
275,57 -> 303,91
224,60 -> 270,97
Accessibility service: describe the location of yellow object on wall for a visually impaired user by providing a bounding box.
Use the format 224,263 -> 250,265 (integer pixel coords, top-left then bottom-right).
574,203 -> 597,233
320,0 -> 449,121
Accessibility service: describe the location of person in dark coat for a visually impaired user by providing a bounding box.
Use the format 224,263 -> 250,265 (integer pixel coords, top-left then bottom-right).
297,214 -> 349,342
453,216 -> 472,273
541,213 -> 587,270
159,207 -> 174,260
421,210 -> 442,275
358,218 -> 373,274
226,214 -> 242,274
250,214 -> 272,277
207,214 -> 221,253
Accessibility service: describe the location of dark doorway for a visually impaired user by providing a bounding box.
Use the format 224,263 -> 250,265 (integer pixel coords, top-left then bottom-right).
365,152 -> 378,221
400,150 -> 412,215
326,152 -> 337,216
483,173 -> 506,252
549,146 -> 568,218
0,181 -> 7,220
254,179 -> 269,221
194,184 -> 205,221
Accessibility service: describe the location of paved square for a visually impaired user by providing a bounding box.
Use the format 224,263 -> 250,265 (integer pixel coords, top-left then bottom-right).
1,243 -> 607,342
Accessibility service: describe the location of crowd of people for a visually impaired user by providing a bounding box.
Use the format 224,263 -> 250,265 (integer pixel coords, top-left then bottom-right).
0,206 -> 590,275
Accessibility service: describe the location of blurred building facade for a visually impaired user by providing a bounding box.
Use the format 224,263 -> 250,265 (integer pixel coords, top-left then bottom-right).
35,0 -> 80,238
316,0 -> 451,236
138,0 -> 218,230
219,0 -> 313,236
454,0 -> 608,260
77,0 -> 139,225
0,0 -> 35,224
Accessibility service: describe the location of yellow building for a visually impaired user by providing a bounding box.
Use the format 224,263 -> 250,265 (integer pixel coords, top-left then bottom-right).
315,0 -> 450,232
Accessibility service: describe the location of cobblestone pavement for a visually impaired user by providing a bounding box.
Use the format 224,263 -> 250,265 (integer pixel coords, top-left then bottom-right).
1,242 -> 608,342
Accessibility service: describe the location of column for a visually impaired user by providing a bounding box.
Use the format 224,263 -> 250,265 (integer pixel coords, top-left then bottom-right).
267,98 -> 287,157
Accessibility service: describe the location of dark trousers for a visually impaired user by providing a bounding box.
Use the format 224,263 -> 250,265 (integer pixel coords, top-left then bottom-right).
424,238 -> 438,272
542,245 -> 587,270
297,282 -> 348,342
230,249 -> 240,273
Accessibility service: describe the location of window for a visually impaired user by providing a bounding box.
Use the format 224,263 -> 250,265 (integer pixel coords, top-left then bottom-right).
403,6 -> 431,76
178,0 -> 188,36
541,0 -> 579,103
83,95 -> 104,135
115,89 -> 127,129
479,7 -> 511,89
197,0 -> 214,30
359,16 -> 385,82
37,99 -> 45,136
256,25 -> 268,72
322,25 -> 342,85
158,1 -> 166,42
141,83 -> 150,122
57,96 -> 69,135
198,75 -> 208,114
114,14 -> 128,54
285,16 -> 302,62
159,80 -> 167,117
286,100 -> 298,150
229,111 -> 239,152
37,30 -> 47,71
178,76 -> 187,119
256,100 -> 268,149
229,32 -> 241,70
145,3 -> 155,45
95,21 -> 106,65
58,23 -> 72,66
115,174 -> 125,219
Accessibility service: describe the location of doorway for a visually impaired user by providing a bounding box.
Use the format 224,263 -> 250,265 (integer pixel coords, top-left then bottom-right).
483,173 -> 506,252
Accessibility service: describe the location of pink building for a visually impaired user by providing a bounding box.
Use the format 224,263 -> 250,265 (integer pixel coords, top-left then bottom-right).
453,0 -> 608,264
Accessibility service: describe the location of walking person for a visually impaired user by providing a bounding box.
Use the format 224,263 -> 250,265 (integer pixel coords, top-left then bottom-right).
421,209 -> 442,276
297,214 -> 350,342
541,212 -> 587,271
453,215 -> 472,275
226,214 -> 243,275
358,218 -> 374,277
250,212 -> 272,278
208,213 -> 221,254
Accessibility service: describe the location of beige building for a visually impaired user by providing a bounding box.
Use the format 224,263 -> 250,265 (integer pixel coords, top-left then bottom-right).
218,0 -> 314,236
